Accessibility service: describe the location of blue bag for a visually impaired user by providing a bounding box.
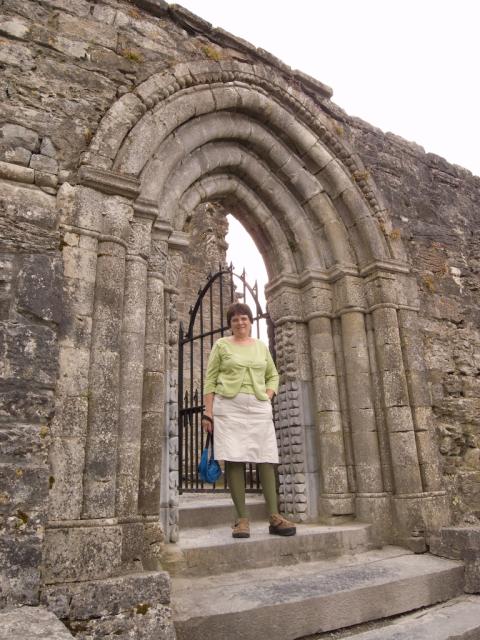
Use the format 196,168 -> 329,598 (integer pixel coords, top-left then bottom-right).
198,432 -> 222,484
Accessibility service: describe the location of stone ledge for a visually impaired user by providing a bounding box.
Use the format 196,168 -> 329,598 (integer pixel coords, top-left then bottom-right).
77,166 -> 140,199
132,0 -> 169,18
42,571 -> 171,620
431,526 -> 480,593
168,4 -> 212,32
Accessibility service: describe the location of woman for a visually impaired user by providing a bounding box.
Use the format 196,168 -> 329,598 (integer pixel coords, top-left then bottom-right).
201,302 -> 296,539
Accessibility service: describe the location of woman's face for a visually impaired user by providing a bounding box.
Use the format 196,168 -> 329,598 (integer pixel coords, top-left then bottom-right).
230,313 -> 252,339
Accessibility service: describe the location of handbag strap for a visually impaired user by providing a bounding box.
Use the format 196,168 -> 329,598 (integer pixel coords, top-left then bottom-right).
205,431 -> 215,459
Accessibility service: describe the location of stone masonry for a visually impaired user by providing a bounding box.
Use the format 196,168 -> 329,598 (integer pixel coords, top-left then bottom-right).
0,1 -> 479,638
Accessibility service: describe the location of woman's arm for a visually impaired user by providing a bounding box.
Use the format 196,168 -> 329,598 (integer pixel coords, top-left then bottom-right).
202,392 -> 215,433
202,342 -> 221,432
265,347 -> 279,399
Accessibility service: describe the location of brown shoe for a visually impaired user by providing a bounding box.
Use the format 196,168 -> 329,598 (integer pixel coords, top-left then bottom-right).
232,517 -> 250,539
269,513 -> 296,536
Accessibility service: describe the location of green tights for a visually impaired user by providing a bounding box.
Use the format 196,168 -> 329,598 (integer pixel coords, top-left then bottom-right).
226,461 -> 278,518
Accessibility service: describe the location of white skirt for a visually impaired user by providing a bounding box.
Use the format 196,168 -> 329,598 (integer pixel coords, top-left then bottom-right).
212,393 -> 279,463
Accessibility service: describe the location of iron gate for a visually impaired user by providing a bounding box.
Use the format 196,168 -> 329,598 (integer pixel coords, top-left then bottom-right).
178,265 -> 271,493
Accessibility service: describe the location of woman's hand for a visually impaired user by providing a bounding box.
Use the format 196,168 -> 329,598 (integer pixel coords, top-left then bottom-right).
201,414 -> 214,433
266,389 -> 275,400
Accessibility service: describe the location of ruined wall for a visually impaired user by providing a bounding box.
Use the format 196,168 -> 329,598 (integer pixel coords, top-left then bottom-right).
0,0 -> 478,628
340,117 -> 480,524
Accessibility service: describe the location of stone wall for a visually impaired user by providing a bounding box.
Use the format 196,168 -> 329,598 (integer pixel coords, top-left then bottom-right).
0,0 -> 478,631
340,116 -> 480,524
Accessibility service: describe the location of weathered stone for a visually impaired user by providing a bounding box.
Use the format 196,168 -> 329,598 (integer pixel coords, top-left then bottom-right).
0,160 -> 34,184
0,16 -> 31,40
0,606 -> 73,639
30,154 -> 58,174
0,37 -> 35,69
43,525 -> 123,583
1,146 -> 32,166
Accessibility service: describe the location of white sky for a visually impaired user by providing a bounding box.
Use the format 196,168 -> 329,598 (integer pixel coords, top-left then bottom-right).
178,0 -> 480,309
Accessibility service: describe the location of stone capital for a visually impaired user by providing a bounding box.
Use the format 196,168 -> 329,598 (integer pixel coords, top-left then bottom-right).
77,166 -> 140,199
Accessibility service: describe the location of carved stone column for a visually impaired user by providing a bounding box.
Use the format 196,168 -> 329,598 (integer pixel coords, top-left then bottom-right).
82,197 -> 132,519
365,267 -> 450,544
115,203 -> 156,568
335,274 -> 388,529
45,168 -> 141,586
303,276 -> 354,520
49,185 -> 102,522
138,224 -> 168,564
266,279 -> 315,522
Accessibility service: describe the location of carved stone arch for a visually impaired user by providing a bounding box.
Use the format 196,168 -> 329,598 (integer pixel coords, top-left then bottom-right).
55,58 -> 451,563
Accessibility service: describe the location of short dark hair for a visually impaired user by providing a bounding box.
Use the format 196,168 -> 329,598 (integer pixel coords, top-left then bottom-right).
226,302 -> 253,328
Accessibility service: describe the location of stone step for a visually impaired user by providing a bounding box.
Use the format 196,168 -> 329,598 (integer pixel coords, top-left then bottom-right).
179,493 -> 267,528
166,521 -> 374,576
337,595 -> 480,640
172,548 -> 465,640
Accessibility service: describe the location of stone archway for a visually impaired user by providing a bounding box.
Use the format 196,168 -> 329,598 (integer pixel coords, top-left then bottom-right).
46,59 -> 450,585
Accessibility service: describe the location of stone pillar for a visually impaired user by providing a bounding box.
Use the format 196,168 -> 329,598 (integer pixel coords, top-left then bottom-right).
303,276 -> 354,520
266,282 -> 315,522
397,307 -> 444,491
45,176 -> 138,586
309,315 -> 354,518
82,197 -> 132,519
397,304 -> 451,532
49,185 -> 101,522
365,268 -> 450,542
115,207 -> 155,568
372,306 -> 423,494
136,223 -> 169,562
336,274 -> 387,526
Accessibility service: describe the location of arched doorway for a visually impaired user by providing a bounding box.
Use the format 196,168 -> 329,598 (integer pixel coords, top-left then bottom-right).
47,59 -> 450,579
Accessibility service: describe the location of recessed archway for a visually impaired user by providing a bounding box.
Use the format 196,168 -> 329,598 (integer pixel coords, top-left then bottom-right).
48,59 -> 450,578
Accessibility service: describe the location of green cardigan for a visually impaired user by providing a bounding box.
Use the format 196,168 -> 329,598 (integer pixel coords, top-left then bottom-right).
204,337 -> 279,401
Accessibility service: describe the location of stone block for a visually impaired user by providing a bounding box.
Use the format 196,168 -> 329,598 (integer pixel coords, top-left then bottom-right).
30,153 -> 58,174
0,323 -> 58,387
47,436 -> 85,520
55,13 -> 117,49
57,346 -> 90,396
0,159 -> 34,184
0,123 -> 38,151
43,570 -> 171,621
381,370 -> 410,407
50,395 -> 88,439
1,146 -> 32,166
30,26 -> 89,59
35,171 -> 59,189
351,407 -> 376,432
313,375 -> 340,412
43,525 -> 123,583
0,606 -> 73,639
0,422 -> 49,465
40,0 -> 91,16
17,254 -> 63,323
121,521 -> 144,566
385,405 -> 415,433
345,373 -> 374,410
0,180 -> 57,231
0,523 -> 43,602
143,371 -> 165,413
0,36 -> 35,69
40,137 -> 56,158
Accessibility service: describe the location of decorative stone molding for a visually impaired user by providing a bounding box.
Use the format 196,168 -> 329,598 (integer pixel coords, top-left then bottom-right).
89,60 -> 388,220
77,166 -> 141,199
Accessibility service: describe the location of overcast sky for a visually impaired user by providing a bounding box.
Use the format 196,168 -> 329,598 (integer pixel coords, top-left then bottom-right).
177,0 -> 480,312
